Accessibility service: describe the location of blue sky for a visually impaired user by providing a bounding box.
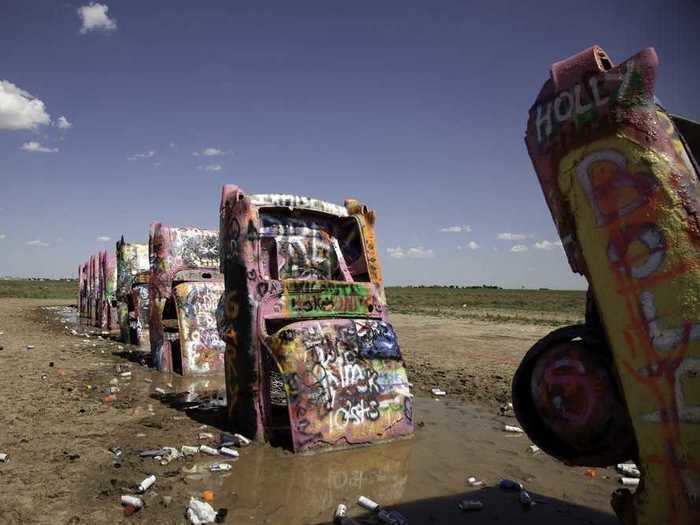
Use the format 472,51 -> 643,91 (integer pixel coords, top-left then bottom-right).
1,1 -> 698,288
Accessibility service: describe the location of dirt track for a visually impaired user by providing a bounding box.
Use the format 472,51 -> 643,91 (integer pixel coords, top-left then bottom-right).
0,299 -> 619,524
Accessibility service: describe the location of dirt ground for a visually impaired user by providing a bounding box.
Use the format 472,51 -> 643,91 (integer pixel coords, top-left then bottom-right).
0,299 -> 620,524
393,313 -> 551,406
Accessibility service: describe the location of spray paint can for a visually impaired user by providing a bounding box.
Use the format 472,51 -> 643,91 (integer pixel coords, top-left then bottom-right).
219,447 -> 240,458
210,463 -> 233,472
619,477 -> 640,488
137,474 -> 156,493
616,463 -> 641,478
181,445 -> 199,456
199,445 -> 219,456
334,503 -> 361,525
233,433 -> 251,447
121,495 -> 144,509
357,496 -> 408,525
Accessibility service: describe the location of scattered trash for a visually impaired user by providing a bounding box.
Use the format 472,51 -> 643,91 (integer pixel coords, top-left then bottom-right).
431,388 -> 447,397
110,447 -> 123,468
499,479 -> 524,491
121,495 -> 144,510
182,445 -> 200,456
109,378 -> 119,385
619,477 -> 640,488
159,447 -> 181,465
519,490 -> 535,509
219,447 -> 239,458
120,371 -> 132,378
334,503 -> 360,524
499,402 -> 513,415
357,496 -> 408,525
187,497 -> 218,524
202,490 -> 215,503
162,495 -> 172,507
26,345 -> 35,350
616,463 -> 640,478
584,468 -> 597,478
140,449 -> 167,458
154,387 -> 166,395
199,432 -> 215,440
467,476 -> 484,487
504,425 -> 524,433
199,445 -> 219,456
103,394 -> 116,403
458,500 -> 483,511
209,463 -> 232,472
144,378 -> 152,383
528,445 -> 540,454
220,432 -> 251,448
137,474 -> 156,493
0,453 -> 9,463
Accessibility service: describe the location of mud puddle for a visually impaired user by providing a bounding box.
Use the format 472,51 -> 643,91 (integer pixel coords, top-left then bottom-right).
48,305 -> 620,524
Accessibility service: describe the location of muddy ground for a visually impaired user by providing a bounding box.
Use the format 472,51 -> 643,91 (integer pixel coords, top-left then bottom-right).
0,299 -> 621,524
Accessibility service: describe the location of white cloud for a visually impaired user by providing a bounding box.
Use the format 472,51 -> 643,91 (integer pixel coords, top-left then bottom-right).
78,3 -> 117,34
467,241 -> 479,250
21,141 -> 58,153
26,240 -> 50,247
56,115 -> 72,129
193,147 -> 225,157
0,234 -> 6,240
387,246 -> 435,259
169,142 -> 176,148
498,232 -> 528,241
439,224 -> 472,233
96,236 -> 111,242
533,240 -> 564,250
199,164 -> 222,172
0,80 -> 51,130
128,150 -> 155,160
511,244 -> 529,253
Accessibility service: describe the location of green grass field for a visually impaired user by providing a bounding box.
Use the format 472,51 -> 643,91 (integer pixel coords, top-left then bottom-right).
386,286 -> 586,326
0,279 -> 78,299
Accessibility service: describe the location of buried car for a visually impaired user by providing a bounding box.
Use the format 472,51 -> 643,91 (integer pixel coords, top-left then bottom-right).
515,45 -> 700,525
218,185 -> 414,453
149,223 -> 225,375
116,237 -> 150,345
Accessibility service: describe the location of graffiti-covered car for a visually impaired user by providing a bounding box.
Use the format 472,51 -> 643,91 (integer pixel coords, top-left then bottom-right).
78,261 -> 89,318
219,186 -> 414,453
515,45 -> 700,525
97,250 -> 118,331
116,238 -> 150,345
149,223 -> 225,375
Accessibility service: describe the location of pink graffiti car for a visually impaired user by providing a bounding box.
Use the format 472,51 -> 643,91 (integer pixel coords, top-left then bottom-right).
149,223 -> 225,375
218,186 -> 414,452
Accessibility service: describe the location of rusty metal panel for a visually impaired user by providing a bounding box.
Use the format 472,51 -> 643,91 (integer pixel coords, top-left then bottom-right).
149,223 -> 223,374
525,46 -> 700,525
219,184 -> 414,451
